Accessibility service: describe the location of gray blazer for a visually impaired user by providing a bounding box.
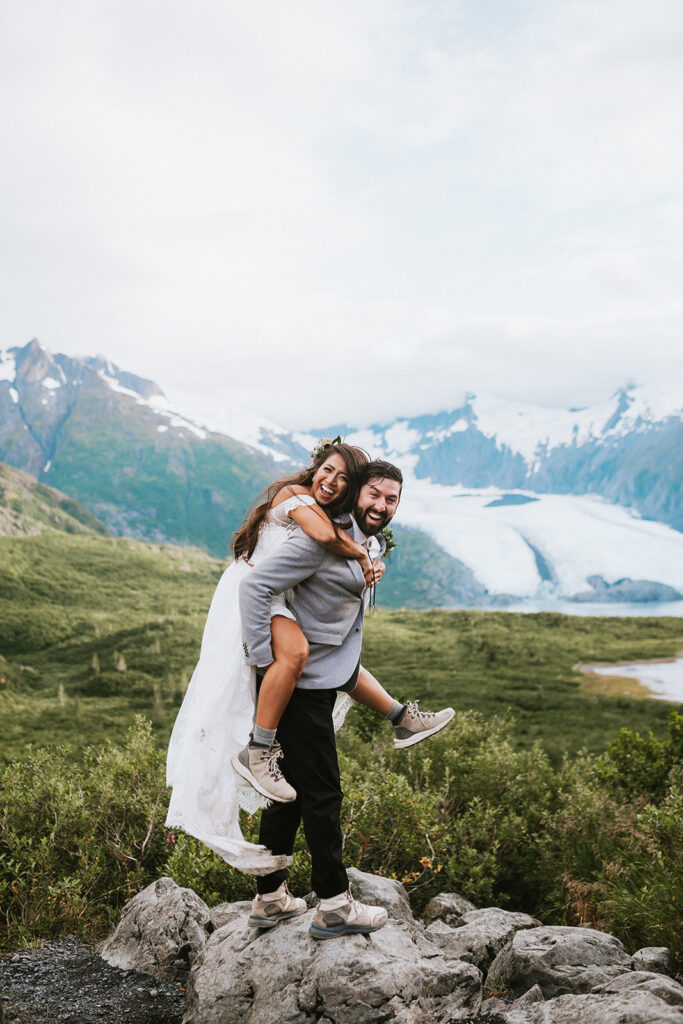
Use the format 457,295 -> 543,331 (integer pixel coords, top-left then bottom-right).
238,526 -> 368,690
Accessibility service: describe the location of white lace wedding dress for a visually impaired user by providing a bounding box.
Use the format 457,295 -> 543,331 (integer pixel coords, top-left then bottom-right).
165,493 -> 352,875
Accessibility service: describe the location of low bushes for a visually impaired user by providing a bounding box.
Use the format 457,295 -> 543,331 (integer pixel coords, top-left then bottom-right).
1,712 -> 681,965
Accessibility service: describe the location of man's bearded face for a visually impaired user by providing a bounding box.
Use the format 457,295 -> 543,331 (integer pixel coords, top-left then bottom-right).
354,477 -> 401,536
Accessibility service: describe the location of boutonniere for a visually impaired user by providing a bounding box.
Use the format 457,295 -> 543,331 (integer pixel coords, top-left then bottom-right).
382,525 -> 396,560
310,436 -> 343,461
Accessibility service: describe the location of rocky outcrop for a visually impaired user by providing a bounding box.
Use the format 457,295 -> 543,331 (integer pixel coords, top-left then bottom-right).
485,925 -> 634,998
184,900 -> 482,1024
499,990 -> 683,1023
633,946 -> 677,976
100,874 -> 683,1024
100,876 -> 214,981
427,907 -> 540,972
422,891 -> 477,928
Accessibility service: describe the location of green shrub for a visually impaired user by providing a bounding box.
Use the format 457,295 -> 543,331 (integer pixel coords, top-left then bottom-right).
599,711 -> 683,800
1,711 -> 681,968
596,782 -> 683,962
0,717 -> 168,946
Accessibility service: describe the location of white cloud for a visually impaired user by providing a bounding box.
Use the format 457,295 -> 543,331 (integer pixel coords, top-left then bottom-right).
1,0 -> 682,427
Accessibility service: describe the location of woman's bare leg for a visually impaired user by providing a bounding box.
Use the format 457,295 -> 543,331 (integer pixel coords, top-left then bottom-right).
254,616 -> 309,730
349,666 -> 395,716
232,616 -> 309,804
350,665 -> 456,748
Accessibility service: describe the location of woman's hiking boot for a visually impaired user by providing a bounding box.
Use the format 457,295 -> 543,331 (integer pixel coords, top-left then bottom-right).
393,702 -> 455,749
231,742 -> 297,803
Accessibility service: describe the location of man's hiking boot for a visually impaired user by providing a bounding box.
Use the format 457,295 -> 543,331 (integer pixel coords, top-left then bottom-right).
393,702 -> 455,749
248,882 -> 307,928
231,743 -> 297,803
310,889 -> 388,939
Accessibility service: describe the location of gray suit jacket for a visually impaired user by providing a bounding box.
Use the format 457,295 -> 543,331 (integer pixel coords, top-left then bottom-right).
238,525 -> 369,690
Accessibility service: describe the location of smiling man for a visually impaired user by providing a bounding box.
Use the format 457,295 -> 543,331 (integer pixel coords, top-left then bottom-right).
238,459 -> 406,938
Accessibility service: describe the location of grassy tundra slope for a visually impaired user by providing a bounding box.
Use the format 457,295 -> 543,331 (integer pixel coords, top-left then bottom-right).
0,531 -> 680,763
0,461 -> 108,538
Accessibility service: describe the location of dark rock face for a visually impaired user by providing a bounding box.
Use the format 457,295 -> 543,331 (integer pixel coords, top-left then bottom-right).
570,574 -> 682,603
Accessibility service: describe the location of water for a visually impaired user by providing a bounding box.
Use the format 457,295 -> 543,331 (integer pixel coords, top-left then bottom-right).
582,659 -> 683,703
494,599 -> 683,618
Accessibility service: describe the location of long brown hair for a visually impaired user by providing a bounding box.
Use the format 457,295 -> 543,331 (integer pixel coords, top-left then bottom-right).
231,442 -> 368,561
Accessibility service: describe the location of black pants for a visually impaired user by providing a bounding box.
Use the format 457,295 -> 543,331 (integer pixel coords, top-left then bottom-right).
256,685 -> 350,899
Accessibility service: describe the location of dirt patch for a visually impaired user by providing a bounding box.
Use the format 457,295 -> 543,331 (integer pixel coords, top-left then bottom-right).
0,937 -> 185,1024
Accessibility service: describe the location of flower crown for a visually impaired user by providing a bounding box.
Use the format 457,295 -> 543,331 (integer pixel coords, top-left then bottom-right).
310,435 -> 343,462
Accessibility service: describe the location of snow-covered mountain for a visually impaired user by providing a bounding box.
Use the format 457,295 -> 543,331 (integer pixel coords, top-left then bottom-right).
2,339 -> 682,608
0,340 -> 277,553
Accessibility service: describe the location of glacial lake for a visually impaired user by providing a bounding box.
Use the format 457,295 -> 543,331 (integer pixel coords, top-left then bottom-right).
580,659 -> 683,704
494,599 -> 683,618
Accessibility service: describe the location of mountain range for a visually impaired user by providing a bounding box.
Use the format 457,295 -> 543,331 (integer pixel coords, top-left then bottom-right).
1,338 -> 682,608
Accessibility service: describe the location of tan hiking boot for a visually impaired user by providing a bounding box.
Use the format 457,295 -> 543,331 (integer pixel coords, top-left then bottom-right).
248,882 -> 307,929
393,702 -> 455,749
309,888 -> 388,939
231,743 -> 297,803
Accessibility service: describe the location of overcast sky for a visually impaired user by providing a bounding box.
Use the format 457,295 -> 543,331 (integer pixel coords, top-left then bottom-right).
1,0 -> 682,428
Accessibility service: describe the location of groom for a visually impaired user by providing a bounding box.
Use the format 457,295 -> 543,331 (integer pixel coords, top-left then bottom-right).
238,459 -> 403,939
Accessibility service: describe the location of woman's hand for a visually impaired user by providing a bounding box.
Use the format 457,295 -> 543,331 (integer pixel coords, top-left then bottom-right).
371,560 -> 385,585
361,558 -> 385,586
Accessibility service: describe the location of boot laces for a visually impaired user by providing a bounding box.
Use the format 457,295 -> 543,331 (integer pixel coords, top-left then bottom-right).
405,700 -> 433,724
265,745 -> 286,782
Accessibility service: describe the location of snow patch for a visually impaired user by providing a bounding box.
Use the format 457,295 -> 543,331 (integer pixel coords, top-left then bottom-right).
43,460 -> 51,473
42,377 -> 62,390
98,370 -> 143,401
0,351 -> 16,383
157,425 -> 168,433
167,415 -> 206,440
9,387 -> 18,404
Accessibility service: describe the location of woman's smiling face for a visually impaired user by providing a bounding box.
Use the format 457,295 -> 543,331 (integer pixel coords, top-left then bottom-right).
311,452 -> 350,506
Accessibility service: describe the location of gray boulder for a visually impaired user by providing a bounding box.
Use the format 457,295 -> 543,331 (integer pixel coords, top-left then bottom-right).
486,925 -> 633,998
184,905 -> 483,1023
427,907 -> 540,972
592,971 -> 683,1006
100,876 -> 214,981
510,984 -> 545,1008
500,990 -> 683,1023
423,892 -> 477,928
632,946 -> 676,976
346,867 -> 416,928
211,900 -> 252,930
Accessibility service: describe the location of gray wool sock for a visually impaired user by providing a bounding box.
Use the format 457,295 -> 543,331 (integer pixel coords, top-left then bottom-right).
385,701 -> 407,724
250,725 -> 277,749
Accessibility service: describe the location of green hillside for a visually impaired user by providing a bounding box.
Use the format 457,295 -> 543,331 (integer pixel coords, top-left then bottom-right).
0,531 -> 679,764
0,461 -> 108,538
0,341 -> 277,556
